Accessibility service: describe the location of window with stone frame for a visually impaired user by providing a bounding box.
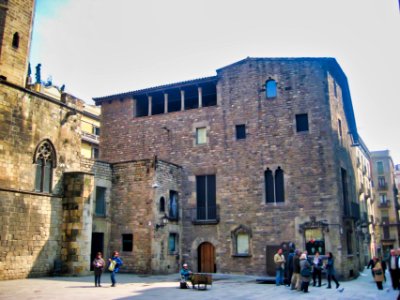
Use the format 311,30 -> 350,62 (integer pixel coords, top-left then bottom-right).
265,79 -> 277,99
122,234 -> 133,252
169,190 -> 178,220
196,174 -> 217,220
159,196 -> 166,213
168,233 -> 178,254
12,32 -> 19,49
264,167 -> 285,204
305,228 -> 325,255
196,127 -> 207,145
235,124 -> 246,140
295,113 -> 309,132
232,225 -> 251,256
95,186 -> 106,216
34,140 -> 56,193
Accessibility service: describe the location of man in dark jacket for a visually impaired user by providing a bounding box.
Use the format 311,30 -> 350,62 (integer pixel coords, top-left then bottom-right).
387,249 -> 399,290
286,249 -> 295,286
290,250 -> 301,291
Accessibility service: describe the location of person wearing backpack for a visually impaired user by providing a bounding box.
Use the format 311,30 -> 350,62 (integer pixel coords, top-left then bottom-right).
300,253 -> 312,293
108,251 -> 123,287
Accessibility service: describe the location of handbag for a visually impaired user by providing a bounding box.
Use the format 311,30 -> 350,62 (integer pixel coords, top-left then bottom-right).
108,260 -> 116,272
374,269 -> 383,276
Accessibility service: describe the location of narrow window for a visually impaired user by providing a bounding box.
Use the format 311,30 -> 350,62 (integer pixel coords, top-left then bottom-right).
275,167 -> 285,203
122,234 -> 133,252
196,127 -> 207,145
333,80 -> 338,98
296,114 -> 309,132
34,140 -> 56,193
265,80 -> 277,98
169,191 -> 178,220
346,230 -> 353,255
168,233 -> 178,253
95,186 -> 106,216
341,168 -> 350,215
379,194 -> 387,204
93,126 -> 100,136
338,119 -> 343,145
196,175 -> 216,220
159,197 -> 165,213
92,147 -> 99,159
377,162 -> 384,175
236,233 -> 249,255
378,176 -> 386,188
236,124 -> 246,140
264,169 -> 274,203
12,32 -> 19,49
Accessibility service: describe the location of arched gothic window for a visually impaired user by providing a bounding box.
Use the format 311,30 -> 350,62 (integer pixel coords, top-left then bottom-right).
159,197 -> 165,212
265,167 -> 285,203
33,140 -> 56,193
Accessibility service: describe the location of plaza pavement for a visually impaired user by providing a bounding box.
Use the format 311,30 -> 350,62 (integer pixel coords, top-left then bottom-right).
0,267 -> 398,300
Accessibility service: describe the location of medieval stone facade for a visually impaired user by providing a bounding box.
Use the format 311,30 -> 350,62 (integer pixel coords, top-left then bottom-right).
94,57 -> 365,279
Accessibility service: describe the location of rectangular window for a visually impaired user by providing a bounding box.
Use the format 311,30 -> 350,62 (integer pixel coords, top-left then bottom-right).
377,162 -> 384,175
235,124 -> 246,140
92,147 -> 99,159
93,126 -> 100,136
168,233 -> 178,253
122,234 -> 133,252
346,231 -> 353,255
169,190 -> 178,220
379,194 -> 387,204
338,119 -> 343,145
295,114 -> 309,132
196,175 -> 216,220
237,233 -> 249,255
341,168 -> 350,216
95,186 -> 106,216
196,127 -> 207,145
378,176 -> 386,188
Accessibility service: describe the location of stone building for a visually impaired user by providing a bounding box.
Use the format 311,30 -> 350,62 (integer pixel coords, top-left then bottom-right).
94,57 -> 366,279
370,150 -> 400,257
0,0 -> 111,280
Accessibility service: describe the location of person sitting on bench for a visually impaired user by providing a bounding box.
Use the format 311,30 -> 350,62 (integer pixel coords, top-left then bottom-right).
180,263 -> 193,288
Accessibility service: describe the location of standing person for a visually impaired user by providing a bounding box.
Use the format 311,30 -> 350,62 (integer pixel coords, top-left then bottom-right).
286,249 -> 295,287
325,252 -> 340,289
92,252 -> 105,287
380,256 -> 387,282
274,248 -> 286,286
108,251 -> 123,287
387,249 -> 399,290
290,249 -> 301,291
367,256 -> 376,277
312,252 -> 323,287
372,257 -> 385,290
300,253 -> 312,293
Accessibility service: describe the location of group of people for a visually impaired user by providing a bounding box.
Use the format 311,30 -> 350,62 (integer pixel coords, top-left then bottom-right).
91,251 -> 123,287
368,249 -> 400,291
274,248 -> 341,293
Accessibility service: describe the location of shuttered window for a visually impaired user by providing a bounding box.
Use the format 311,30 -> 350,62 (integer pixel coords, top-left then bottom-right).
196,175 -> 216,220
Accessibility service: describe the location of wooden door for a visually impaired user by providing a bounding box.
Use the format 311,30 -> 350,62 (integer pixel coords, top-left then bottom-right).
266,245 -> 280,276
198,242 -> 215,273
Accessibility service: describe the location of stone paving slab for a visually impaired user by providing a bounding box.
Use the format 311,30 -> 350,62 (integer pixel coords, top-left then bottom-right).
0,268 -> 398,300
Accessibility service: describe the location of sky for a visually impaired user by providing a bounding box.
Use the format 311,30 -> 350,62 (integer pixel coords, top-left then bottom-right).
29,0 -> 400,163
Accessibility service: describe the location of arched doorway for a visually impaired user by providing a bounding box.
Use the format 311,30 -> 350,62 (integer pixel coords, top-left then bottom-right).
197,242 -> 216,273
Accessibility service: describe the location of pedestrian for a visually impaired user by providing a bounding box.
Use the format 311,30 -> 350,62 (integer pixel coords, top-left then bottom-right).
274,248 -> 285,286
92,252 -> 105,287
300,253 -> 312,293
367,256 -> 376,277
372,257 -> 384,290
325,252 -> 340,289
290,249 -> 301,291
312,251 -> 323,287
286,249 -> 295,286
380,256 -> 387,282
387,249 -> 399,290
108,251 -> 123,287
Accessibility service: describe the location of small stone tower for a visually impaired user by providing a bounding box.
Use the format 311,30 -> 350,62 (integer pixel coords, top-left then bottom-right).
0,0 -> 35,86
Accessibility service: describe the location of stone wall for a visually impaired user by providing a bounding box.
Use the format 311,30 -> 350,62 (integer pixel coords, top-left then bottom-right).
98,58 -> 362,277
0,191 -> 62,280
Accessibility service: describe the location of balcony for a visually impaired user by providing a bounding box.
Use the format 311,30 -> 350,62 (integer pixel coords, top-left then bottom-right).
344,202 -> 360,220
378,200 -> 390,208
191,206 -> 220,225
81,131 -> 99,145
377,183 -> 388,191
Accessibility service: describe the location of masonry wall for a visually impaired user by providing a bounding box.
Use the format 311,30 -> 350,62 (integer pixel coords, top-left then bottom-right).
99,58 -> 359,278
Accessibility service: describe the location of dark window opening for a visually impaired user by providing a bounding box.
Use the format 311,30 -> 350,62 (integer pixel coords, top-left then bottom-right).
159,197 -> 165,212
122,234 -> 133,252
266,80 -> 277,98
264,169 -> 275,203
168,233 -> 178,253
275,167 -> 284,203
341,168 -> 350,215
346,230 -> 353,255
92,147 -> 99,159
95,186 -> 106,216
184,87 -> 199,110
93,126 -> 100,136
236,124 -> 246,140
135,95 -> 148,117
333,80 -> 338,98
151,93 -> 164,115
196,175 -> 216,220
296,113 -> 309,132
167,89 -> 181,112
12,32 -> 19,49
202,84 -> 217,107
169,190 -> 178,220
338,119 -> 343,145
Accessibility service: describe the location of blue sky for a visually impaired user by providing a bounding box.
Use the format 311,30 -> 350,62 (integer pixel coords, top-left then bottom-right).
29,0 -> 400,163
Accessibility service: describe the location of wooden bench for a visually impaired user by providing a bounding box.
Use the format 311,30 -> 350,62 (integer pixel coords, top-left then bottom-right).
190,273 -> 212,290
